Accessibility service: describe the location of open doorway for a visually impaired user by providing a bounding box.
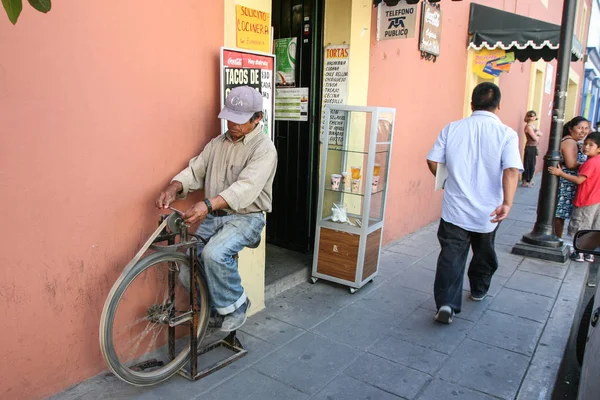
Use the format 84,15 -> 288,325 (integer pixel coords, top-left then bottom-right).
523,62 -> 545,157
565,76 -> 580,122
265,0 -> 324,299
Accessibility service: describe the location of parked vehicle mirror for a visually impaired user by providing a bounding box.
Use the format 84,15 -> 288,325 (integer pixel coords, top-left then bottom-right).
573,230 -> 600,255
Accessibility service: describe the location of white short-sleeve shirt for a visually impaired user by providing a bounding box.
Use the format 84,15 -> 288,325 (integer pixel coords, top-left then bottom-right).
427,111 -> 524,233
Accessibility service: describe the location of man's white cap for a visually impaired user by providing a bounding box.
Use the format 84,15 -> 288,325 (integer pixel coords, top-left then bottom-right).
218,86 -> 263,124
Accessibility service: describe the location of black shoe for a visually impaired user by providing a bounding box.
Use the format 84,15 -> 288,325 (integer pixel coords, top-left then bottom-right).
434,305 -> 454,324
470,292 -> 488,301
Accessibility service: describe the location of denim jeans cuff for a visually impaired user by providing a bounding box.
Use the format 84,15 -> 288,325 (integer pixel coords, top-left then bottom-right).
216,291 -> 247,315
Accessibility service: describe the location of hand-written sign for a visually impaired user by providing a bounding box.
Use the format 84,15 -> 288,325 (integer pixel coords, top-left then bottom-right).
236,5 -> 271,53
376,0 -> 418,40
322,45 -> 349,105
419,3 -> 442,56
320,45 -> 350,144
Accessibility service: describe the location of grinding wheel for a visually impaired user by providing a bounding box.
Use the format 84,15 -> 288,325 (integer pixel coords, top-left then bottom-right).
166,211 -> 184,234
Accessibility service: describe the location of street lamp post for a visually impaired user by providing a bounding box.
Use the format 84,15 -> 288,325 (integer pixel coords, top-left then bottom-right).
512,0 -> 578,262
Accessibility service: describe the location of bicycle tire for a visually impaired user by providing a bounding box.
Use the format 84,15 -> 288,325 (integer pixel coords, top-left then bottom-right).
99,252 -> 210,386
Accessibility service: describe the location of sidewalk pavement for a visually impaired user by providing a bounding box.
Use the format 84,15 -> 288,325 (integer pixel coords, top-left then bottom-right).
53,176 -> 588,400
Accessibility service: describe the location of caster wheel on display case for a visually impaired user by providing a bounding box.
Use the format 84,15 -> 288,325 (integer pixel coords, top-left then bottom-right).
349,287 -> 357,294
310,277 -> 318,284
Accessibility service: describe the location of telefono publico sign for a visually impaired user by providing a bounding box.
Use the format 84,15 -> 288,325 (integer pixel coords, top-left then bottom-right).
376,0 -> 418,40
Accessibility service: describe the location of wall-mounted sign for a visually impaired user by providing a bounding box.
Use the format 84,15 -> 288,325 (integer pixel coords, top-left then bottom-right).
275,37 -> 297,87
275,88 -> 308,121
220,48 -> 275,140
376,0 -> 418,41
482,52 -> 514,76
320,45 -> 349,145
236,5 -> 271,53
472,48 -> 506,79
419,3 -> 442,57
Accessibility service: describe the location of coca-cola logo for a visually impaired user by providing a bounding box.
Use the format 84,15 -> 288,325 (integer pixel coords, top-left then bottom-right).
227,57 -> 243,66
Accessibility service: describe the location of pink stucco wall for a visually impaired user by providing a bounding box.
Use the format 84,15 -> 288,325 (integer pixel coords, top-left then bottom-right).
0,2 -> 224,398
368,0 -> 589,245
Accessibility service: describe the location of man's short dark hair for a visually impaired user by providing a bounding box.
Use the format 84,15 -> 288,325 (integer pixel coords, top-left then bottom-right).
585,132 -> 600,147
471,82 -> 501,111
249,111 -> 263,123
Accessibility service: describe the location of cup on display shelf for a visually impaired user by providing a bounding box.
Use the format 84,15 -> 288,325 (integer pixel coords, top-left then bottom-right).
373,163 -> 381,177
351,179 -> 361,194
372,175 -> 380,193
350,166 -> 361,180
341,172 -> 351,191
331,174 -> 342,190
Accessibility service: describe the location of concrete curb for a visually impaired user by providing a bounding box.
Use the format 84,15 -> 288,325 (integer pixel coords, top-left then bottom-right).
517,260 -> 588,400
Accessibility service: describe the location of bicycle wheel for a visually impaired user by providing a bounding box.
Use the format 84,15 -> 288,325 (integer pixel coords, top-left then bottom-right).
99,252 -> 210,386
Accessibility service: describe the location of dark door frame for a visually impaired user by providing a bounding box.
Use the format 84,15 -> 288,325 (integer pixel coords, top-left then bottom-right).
267,0 -> 324,253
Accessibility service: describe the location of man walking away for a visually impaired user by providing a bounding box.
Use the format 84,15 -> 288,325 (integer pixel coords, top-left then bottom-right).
426,82 -> 522,324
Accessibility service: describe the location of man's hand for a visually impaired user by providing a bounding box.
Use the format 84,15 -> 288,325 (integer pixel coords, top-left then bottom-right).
155,181 -> 183,209
182,201 -> 209,225
548,164 -> 564,177
426,160 -> 438,176
490,204 -> 511,223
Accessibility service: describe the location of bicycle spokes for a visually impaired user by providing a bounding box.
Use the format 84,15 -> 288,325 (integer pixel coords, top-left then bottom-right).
111,260 -> 193,372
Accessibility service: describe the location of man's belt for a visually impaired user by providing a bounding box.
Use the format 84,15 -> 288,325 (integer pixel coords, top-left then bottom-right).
211,210 -> 264,217
211,210 -> 231,217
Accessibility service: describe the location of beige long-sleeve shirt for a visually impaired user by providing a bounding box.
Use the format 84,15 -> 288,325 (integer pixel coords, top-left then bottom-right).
172,125 -> 277,214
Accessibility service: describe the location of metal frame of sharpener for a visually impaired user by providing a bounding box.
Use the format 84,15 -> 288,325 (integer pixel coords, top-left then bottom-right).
154,214 -> 248,382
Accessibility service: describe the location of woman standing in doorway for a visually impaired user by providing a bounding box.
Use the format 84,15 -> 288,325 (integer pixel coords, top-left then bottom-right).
522,111 -> 542,187
555,116 -> 589,238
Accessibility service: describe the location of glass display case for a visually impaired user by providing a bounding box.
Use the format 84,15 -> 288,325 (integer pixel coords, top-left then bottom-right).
311,105 -> 396,293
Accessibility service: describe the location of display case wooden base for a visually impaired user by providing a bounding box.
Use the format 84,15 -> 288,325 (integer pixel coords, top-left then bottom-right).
313,227 -> 382,292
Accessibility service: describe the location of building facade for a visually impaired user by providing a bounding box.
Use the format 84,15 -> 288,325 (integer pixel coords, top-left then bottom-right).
0,0 -> 591,398
582,0 -> 600,125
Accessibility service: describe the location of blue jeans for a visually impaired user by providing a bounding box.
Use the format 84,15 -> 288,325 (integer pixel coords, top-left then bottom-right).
179,213 -> 265,315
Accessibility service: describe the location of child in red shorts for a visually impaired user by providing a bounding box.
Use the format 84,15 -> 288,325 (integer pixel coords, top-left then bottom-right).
549,132 -> 600,262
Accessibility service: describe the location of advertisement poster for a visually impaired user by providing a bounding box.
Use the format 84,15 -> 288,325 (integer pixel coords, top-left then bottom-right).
545,63 -> 554,94
419,3 -> 442,56
236,5 -> 271,53
275,88 -> 308,121
320,45 -> 350,145
221,48 -> 275,140
275,38 -> 297,86
376,0 -> 418,41
482,53 -> 513,76
472,48 -> 506,79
